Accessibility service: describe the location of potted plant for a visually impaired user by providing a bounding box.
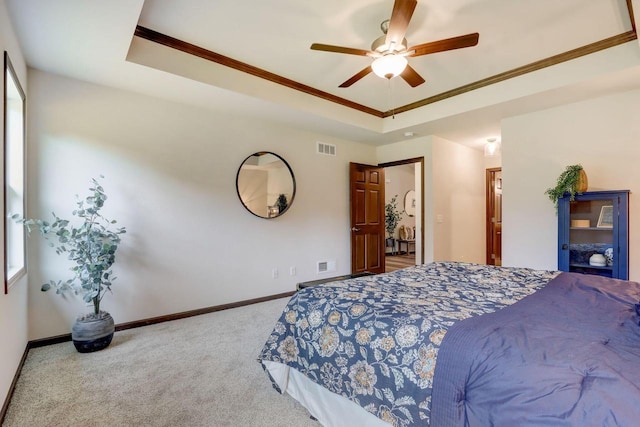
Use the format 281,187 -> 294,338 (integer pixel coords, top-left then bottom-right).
385,195 -> 402,246
275,193 -> 288,214
16,177 -> 126,352
545,164 -> 588,209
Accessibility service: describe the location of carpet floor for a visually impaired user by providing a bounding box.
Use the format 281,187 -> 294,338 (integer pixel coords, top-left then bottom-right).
3,298 -> 318,427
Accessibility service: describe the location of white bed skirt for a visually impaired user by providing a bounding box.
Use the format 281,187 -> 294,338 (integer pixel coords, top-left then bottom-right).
263,361 -> 391,427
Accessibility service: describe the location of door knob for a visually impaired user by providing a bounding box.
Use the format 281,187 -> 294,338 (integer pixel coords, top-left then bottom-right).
351,227 -> 361,232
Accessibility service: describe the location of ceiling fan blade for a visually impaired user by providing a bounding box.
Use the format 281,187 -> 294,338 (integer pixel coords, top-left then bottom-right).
385,0 -> 418,50
400,64 -> 425,87
339,66 -> 373,88
310,43 -> 372,57
409,33 -> 479,57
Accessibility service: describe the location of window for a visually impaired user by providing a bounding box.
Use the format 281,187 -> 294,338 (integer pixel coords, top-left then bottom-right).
4,51 -> 26,293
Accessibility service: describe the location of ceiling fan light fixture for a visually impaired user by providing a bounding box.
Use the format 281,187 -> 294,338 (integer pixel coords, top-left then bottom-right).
311,0 -> 477,88
371,54 -> 408,79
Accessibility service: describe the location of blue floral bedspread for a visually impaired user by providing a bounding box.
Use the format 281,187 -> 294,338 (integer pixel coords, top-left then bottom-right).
258,262 -> 558,426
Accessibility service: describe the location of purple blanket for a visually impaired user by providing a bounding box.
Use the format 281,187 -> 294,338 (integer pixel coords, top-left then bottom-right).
431,272 -> 640,426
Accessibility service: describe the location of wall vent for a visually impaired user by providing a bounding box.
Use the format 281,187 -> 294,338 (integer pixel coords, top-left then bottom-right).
317,260 -> 336,274
317,141 -> 336,156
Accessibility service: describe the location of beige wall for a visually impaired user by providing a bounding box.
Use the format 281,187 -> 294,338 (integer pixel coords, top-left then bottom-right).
502,88 -> 640,280
26,69 -> 377,340
0,0 -> 29,408
431,136 -> 486,263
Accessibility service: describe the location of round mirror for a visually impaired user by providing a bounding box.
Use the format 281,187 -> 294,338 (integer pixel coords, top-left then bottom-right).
404,189 -> 416,217
236,152 -> 296,219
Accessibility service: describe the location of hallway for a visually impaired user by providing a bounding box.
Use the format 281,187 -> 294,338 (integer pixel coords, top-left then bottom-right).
386,254 -> 415,272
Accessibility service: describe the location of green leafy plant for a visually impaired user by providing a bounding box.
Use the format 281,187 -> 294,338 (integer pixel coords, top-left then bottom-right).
544,164 -> 586,209
276,193 -> 288,214
15,177 -> 126,317
385,195 -> 402,238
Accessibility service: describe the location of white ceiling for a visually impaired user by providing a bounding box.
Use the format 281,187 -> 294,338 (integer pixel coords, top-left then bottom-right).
5,0 -> 640,149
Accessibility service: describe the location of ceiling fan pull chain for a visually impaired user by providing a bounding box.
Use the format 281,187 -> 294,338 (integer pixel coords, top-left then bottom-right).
388,78 -> 396,119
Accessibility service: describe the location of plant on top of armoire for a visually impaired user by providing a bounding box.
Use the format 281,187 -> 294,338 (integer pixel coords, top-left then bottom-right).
544,164 -> 588,210
15,176 -> 126,353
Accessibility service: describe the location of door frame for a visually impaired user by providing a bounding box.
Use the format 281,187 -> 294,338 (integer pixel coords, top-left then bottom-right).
379,157 -> 425,265
486,167 -> 502,265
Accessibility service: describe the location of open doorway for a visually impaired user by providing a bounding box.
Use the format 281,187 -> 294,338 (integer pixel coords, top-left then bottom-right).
381,158 -> 424,272
486,168 -> 502,265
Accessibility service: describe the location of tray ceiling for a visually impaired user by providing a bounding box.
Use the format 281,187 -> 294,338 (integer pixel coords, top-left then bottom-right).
5,0 -> 640,147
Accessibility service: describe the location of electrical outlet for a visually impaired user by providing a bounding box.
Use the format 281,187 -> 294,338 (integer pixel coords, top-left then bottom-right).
290,266 -> 296,276
272,268 -> 279,279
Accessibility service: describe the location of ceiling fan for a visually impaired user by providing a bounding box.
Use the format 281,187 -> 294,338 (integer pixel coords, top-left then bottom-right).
310,0 -> 479,88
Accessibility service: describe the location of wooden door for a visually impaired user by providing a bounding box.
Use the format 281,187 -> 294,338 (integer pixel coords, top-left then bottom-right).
486,168 -> 502,265
350,163 -> 385,274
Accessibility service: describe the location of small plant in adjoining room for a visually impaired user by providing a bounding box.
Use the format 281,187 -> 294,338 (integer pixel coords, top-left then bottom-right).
385,195 -> 402,238
545,164 -> 588,209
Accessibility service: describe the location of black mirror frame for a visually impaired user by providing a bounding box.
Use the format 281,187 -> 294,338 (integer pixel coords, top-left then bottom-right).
235,151 -> 296,219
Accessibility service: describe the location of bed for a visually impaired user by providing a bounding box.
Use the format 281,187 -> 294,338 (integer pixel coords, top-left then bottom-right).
258,262 -> 640,426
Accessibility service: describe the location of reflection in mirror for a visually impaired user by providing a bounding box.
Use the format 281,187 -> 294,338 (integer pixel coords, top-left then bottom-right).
236,152 -> 296,219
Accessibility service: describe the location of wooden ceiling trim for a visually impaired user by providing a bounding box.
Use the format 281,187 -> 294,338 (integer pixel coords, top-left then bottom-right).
134,26 -> 384,118
385,31 -> 638,117
135,16 -> 637,121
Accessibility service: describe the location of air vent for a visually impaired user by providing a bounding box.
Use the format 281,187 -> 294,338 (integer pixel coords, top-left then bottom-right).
317,141 -> 336,156
317,260 -> 336,274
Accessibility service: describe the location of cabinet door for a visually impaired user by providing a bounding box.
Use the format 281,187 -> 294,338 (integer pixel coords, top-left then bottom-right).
558,191 -> 628,279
